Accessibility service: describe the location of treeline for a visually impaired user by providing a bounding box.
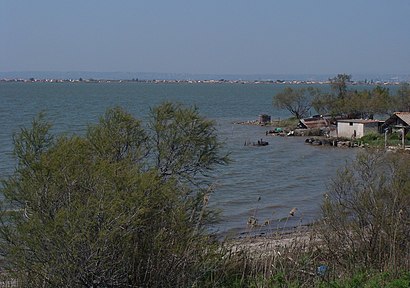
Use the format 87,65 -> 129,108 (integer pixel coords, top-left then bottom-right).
274,74 -> 410,119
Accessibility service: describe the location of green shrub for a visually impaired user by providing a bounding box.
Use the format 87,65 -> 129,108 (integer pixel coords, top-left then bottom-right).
0,104 -> 228,287
318,150 -> 410,276
360,132 -> 382,142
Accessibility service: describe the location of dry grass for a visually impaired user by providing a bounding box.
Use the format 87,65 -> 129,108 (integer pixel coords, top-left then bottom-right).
204,150 -> 410,287
213,225 -> 325,287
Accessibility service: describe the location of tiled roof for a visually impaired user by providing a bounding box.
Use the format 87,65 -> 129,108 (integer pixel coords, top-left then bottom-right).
338,119 -> 383,124
394,112 -> 410,126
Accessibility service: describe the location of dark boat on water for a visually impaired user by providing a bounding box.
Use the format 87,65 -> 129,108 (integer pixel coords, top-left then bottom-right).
253,139 -> 269,146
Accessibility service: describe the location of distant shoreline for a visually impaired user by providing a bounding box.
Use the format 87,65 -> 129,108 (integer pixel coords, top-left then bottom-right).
0,78 -> 405,86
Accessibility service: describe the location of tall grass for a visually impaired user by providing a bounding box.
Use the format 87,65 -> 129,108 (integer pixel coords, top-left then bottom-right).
199,150 -> 410,287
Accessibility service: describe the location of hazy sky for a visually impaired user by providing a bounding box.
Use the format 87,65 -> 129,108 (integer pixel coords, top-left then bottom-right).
1,0 -> 409,75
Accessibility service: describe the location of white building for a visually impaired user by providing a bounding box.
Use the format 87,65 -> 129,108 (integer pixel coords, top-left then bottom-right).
337,119 -> 382,139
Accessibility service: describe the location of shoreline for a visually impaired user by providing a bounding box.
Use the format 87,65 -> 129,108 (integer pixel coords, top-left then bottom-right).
227,224 -> 316,254
0,78 -> 405,86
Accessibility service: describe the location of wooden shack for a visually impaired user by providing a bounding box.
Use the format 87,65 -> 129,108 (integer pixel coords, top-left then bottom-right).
381,112 -> 410,132
258,114 -> 271,124
337,119 -> 383,139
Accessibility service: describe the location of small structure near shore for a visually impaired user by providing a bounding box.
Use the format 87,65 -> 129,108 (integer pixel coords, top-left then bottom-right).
298,115 -> 332,130
258,114 -> 271,125
297,115 -> 336,137
234,114 -> 274,126
381,112 -> 410,149
382,112 -> 410,129
337,119 -> 383,139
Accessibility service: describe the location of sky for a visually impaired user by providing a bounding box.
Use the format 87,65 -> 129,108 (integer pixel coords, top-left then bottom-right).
1,0 -> 410,76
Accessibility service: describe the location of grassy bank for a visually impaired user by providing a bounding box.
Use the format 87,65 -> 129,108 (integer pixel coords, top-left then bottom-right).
214,227 -> 410,287
202,150 -> 410,287
359,132 -> 410,148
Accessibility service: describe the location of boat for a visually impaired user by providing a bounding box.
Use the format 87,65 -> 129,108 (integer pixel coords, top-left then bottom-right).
253,139 -> 269,146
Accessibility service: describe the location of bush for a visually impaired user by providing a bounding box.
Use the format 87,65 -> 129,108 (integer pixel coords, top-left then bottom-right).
360,132 -> 382,142
0,104 -> 228,287
318,150 -> 410,275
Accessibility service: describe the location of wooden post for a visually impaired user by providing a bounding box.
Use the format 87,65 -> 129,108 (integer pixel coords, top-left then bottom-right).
384,129 -> 388,149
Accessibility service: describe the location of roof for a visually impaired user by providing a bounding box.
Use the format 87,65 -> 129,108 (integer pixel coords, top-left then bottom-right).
338,119 -> 383,124
382,112 -> 410,128
394,112 -> 410,126
299,117 -> 331,129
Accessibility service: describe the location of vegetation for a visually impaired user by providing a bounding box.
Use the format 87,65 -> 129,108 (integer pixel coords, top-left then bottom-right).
205,150 -> 410,287
275,73 -> 401,119
273,86 -> 321,119
329,74 -> 352,99
0,103 -> 229,287
394,82 -> 410,112
1,102 -> 409,287
358,131 -> 410,148
270,117 -> 300,130
319,150 -> 410,274
312,80 -> 393,118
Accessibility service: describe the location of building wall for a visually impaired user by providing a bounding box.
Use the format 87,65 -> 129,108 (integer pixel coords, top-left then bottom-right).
337,122 -> 365,138
337,122 -> 379,138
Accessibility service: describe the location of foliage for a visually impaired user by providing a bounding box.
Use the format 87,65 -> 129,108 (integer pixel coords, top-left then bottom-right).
360,131 -> 410,148
0,103 -> 228,287
329,74 -> 352,99
359,132 -> 385,147
205,150 -> 409,287
273,86 -> 320,119
311,92 -> 336,116
274,73 -> 409,119
318,150 -> 410,275
317,271 -> 410,288
312,85 -> 392,118
203,239 -> 318,287
148,102 -> 228,185
205,150 -> 410,287
272,117 -> 299,130
393,83 -> 410,112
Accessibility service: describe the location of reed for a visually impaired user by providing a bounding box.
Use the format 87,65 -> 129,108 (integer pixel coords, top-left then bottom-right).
200,150 -> 410,287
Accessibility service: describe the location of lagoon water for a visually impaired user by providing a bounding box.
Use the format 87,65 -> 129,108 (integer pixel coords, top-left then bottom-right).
0,82 -> 356,234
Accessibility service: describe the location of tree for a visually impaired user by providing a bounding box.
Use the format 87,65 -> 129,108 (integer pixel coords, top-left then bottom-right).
0,103 -> 229,287
310,74 -> 352,116
311,92 -> 335,116
273,87 -> 320,119
336,86 -> 391,119
318,150 -> 410,274
149,102 -> 228,184
394,83 -> 410,112
329,73 -> 352,99
369,86 -> 391,116
313,74 -> 393,118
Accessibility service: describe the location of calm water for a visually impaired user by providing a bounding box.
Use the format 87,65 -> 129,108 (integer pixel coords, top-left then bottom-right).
0,82 -> 356,234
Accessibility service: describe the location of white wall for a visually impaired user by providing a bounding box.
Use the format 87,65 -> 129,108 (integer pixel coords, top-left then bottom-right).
337,122 -> 365,138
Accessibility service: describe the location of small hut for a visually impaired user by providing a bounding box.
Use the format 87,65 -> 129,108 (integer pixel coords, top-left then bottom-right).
381,112 -> 410,132
258,114 -> 271,124
337,119 -> 383,139
381,112 -> 410,147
